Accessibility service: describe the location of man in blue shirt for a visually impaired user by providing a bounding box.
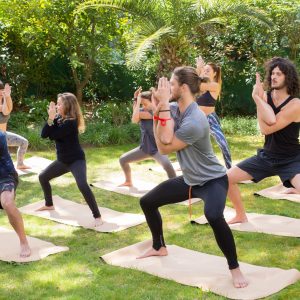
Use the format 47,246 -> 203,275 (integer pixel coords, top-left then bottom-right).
0,131 -> 31,257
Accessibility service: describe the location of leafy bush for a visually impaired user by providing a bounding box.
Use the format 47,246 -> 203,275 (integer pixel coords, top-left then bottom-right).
221,116 -> 259,136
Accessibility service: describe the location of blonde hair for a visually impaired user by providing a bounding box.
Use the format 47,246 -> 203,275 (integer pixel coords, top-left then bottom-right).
57,92 -> 85,133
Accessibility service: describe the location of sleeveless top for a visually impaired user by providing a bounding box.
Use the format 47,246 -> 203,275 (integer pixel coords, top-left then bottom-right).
263,92 -> 300,158
196,91 -> 217,107
139,109 -> 158,155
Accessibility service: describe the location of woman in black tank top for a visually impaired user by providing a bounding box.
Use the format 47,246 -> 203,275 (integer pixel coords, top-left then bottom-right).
195,57 -> 232,169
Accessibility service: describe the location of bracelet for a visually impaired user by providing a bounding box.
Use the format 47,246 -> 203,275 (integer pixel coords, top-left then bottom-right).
153,115 -> 171,126
159,109 -> 171,113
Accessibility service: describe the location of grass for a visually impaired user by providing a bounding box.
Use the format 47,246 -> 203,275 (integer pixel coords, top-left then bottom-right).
0,135 -> 299,300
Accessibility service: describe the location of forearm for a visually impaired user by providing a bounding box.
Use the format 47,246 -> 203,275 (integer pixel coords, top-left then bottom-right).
131,102 -> 141,123
155,103 -> 174,144
1,96 -> 13,115
255,96 -> 276,125
153,120 -> 172,155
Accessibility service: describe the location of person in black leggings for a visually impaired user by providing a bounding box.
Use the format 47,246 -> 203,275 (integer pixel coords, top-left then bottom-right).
138,67 -> 248,288
37,92 -> 102,227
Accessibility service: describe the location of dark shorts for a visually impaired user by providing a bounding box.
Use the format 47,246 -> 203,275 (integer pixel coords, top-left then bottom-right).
237,149 -> 300,188
0,177 -> 17,210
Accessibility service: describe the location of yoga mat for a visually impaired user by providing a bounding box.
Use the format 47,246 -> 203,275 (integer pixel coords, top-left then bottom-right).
91,179 -> 201,205
191,206 -> 300,237
149,161 -> 181,174
91,179 -> 156,198
15,156 -> 53,176
255,183 -> 300,204
101,240 -> 300,300
19,196 -> 145,232
0,226 -> 68,263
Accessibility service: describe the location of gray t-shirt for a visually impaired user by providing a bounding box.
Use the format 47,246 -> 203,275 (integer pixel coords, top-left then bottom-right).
171,101 -> 226,186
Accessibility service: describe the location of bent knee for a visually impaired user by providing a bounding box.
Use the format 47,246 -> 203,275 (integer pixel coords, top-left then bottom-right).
1,197 -> 16,211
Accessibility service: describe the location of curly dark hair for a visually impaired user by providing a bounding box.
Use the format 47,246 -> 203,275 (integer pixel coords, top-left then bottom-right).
264,57 -> 300,97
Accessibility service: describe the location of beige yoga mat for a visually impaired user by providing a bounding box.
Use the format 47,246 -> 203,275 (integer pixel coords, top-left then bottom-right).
0,226 -> 68,263
192,206 -> 300,237
91,179 -> 201,205
149,161 -> 182,174
101,240 -> 300,300
91,179 -> 157,198
15,156 -> 53,176
254,183 -> 300,204
19,196 -> 145,232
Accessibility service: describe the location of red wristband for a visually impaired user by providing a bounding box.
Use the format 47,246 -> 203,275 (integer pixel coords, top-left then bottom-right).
153,115 -> 171,126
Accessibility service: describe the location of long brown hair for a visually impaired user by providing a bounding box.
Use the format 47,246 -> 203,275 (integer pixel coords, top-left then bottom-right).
57,92 -> 85,133
207,63 -> 222,92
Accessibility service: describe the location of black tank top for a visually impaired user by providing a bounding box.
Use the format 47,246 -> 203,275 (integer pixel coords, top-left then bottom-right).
196,91 -> 217,107
263,92 -> 300,158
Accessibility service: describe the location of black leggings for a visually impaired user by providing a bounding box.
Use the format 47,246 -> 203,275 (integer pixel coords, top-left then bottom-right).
140,175 -> 239,270
39,159 -> 101,218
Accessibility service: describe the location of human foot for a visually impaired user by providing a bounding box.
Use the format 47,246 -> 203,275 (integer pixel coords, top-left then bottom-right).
227,214 -> 248,224
137,247 -> 168,259
95,217 -> 104,227
282,188 -> 299,194
35,205 -> 55,211
20,243 -> 31,258
230,267 -> 248,288
17,164 -> 31,170
118,182 -> 133,187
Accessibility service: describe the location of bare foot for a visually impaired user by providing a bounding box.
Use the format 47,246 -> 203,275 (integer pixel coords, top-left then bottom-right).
227,215 -> 248,224
282,188 -> 299,194
118,182 -> 133,187
230,267 -> 248,288
95,217 -> 103,227
137,247 -> 168,259
35,205 -> 55,211
17,164 -> 31,170
20,243 -> 31,258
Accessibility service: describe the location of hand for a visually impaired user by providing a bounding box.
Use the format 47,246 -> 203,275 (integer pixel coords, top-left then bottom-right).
3,83 -> 11,97
150,90 -> 160,116
154,77 -> 171,106
196,55 -> 205,70
48,101 -> 57,120
134,86 -> 142,99
252,73 -> 264,102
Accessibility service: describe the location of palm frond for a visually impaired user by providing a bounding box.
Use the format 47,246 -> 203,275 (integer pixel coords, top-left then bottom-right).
126,25 -> 175,68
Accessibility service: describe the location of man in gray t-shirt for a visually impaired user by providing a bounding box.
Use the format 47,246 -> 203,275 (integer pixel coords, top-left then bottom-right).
171,102 -> 226,186
138,67 -> 248,288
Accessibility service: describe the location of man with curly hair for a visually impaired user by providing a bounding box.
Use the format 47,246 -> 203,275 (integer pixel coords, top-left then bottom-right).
226,57 -> 300,224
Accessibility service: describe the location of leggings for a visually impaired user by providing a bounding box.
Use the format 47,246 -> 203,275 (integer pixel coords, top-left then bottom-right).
119,147 -> 176,181
39,159 -> 101,218
207,113 -> 232,169
6,131 -> 28,166
140,175 -> 239,270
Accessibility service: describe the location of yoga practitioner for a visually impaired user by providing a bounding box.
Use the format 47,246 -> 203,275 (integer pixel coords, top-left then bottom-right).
0,131 -> 31,257
196,57 -> 232,169
37,92 -> 103,227
139,66 -> 248,288
227,57 -> 300,224
119,88 -> 176,187
0,80 -> 30,169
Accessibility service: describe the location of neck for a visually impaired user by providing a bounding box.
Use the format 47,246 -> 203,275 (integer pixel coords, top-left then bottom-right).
271,88 -> 289,101
177,95 -> 195,113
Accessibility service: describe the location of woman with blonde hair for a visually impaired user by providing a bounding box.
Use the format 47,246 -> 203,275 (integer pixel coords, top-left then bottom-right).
37,92 -> 102,227
196,57 -> 232,169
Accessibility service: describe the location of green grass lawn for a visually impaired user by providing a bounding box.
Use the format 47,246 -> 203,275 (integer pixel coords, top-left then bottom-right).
0,135 -> 299,300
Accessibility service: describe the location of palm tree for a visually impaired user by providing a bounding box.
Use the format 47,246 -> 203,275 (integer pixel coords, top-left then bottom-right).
77,0 -> 271,76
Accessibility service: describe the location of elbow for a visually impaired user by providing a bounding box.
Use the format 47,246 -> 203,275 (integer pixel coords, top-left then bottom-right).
160,136 -> 172,145
131,117 -> 139,124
